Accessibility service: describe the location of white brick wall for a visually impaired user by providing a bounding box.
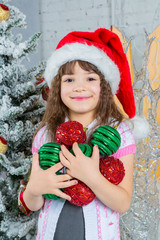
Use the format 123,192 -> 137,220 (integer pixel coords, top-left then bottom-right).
39,0 -> 160,70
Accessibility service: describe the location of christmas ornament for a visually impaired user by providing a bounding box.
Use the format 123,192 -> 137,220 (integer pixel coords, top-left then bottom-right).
64,180 -> 95,206
36,74 -> 45,85
91,126 -> 121,156
38,142 -> 63,200
0,136 -> 8,154
100,156 -> 125,185
56,121 -> 86,147
41,86 -> 49,101
39,142 -> 61,169
36,74 -> 50,101
0,4 -> 10,23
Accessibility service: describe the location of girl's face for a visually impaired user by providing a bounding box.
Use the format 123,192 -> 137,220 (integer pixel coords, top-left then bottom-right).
61,62 -> 101,120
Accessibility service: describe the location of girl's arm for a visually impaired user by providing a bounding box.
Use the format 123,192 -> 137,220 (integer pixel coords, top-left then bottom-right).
23,188 -> 45,212
23,153 -> 78,212
60,143 -> 134,214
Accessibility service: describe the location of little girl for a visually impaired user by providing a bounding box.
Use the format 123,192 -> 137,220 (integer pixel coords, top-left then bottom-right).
19,28 -> 138,240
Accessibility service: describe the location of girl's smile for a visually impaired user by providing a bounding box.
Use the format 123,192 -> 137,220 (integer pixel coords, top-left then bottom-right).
71,96 -> 91,101
60,62 -> 101,122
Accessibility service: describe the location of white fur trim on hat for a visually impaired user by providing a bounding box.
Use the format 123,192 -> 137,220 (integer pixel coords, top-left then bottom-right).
44,43 -> 120,94
125,116 -> 150,141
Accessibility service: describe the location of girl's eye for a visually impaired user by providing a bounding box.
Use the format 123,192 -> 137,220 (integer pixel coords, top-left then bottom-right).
88,77 -> 95,81
64,78 -> 73,82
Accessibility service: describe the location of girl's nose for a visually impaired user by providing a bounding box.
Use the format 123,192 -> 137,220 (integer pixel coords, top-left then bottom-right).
73,80 -> 86,92
73,86 -> 86,92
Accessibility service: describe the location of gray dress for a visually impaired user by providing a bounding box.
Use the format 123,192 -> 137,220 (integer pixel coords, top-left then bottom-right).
54,200 -> 85,240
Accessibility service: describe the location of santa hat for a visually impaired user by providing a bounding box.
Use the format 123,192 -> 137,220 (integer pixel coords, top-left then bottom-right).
44,28 -> 149,140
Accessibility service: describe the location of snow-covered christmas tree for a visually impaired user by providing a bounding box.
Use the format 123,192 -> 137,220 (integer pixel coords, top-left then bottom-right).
0,1 -> 46,239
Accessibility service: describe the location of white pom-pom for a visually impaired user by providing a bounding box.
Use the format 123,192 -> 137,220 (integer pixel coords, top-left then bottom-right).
124,116 -> 150,141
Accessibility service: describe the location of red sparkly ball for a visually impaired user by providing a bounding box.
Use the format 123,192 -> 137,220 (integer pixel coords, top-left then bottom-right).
64,180 -> 95,206
56,121 -> 86,146
100,156 -> 125,185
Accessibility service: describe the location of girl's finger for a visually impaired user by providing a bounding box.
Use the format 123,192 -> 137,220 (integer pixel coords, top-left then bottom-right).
50,162 -> 64,173
65,168 -> 70,174
56,174 -> 73,182
65,168 -> 72,177
59,151 -> 71,167
91,145 -> 99,160
53,189 -> 72,201
72,142 -> 83,156
57,179 -> 78,189
61,145 -> 75,161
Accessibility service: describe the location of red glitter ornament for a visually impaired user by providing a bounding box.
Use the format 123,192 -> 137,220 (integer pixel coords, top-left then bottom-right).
64,180 -> 95,206
56,121 -> 86,146
100,156 -> 125,185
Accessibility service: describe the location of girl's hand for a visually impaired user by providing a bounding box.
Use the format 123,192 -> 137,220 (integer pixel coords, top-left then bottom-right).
26,152 -> 78,201
60,142 -> 100,184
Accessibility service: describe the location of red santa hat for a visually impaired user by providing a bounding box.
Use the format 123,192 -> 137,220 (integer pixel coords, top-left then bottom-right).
44,28 -> 149,140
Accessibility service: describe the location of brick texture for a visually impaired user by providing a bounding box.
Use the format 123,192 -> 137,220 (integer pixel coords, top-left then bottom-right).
39,0 -> 160,70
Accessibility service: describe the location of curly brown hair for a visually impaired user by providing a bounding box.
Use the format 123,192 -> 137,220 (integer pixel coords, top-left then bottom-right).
34,60 -> 124,141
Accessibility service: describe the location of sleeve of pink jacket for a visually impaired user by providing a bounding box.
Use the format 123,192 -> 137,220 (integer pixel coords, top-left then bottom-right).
112,122 -> 136,159
32,126 -> 50,154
